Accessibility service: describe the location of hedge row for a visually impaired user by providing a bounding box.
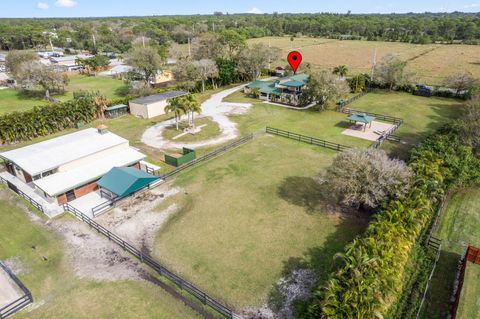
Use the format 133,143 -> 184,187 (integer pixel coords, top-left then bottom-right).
308,124 -> 480,318
0,98 -> 96,144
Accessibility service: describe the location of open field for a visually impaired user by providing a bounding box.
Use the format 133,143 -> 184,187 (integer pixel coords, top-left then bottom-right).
0,189 -> 202,319
0,75 -> 126,114
421,188 -> 480,319
248,37 -> 480,85
457,262 -> 480,319
154,135 -> 368,309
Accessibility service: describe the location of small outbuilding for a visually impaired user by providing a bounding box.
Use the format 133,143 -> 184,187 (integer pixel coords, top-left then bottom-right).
97,167 -> 159,199
129,90 -> 188,119
105,104 -> 129,118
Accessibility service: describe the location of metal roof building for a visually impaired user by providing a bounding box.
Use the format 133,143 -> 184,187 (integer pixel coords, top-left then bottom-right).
129,90 -> 188,119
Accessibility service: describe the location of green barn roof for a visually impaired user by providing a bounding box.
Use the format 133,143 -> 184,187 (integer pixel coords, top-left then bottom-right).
97,167 -> 159,197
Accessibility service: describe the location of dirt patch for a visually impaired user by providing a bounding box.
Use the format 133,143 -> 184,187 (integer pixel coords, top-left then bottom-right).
96,186 -> 180,253
51,218 -> 143,282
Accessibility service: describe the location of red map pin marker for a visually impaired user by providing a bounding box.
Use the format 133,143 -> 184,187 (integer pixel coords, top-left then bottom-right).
288,51 -> 302,74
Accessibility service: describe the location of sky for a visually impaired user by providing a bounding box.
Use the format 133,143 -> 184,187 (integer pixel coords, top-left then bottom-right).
1,0 -> 480,18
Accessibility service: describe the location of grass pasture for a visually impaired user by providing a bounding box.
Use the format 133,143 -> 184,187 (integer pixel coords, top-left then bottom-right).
0,190 -> 201,319
421,188 -> 480,319
154,135 -> 367,309
248,37 -> 480,85
0,75 -> 126,114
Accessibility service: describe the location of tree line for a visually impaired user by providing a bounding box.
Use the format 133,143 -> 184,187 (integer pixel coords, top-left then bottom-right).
2,12 -> 480,52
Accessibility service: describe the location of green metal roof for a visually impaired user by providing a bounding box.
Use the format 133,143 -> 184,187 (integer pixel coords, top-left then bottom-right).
106,104 -> 128,111
282,80 -> 305,87
247,80 -> 267,90
97,167 -> 159,197
260,85 -> 282,95
347,113 -> 376,124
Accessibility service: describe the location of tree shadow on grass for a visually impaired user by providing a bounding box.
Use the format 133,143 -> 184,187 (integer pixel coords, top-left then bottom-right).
277,176 -> 329,214
268,212 -> 369,316
420,249 -> 462,319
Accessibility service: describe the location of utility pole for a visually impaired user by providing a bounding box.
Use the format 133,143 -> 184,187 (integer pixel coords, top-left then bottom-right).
49,37 -> 54,52
188,38 -> 191,57
142,35 -> 145,48
92,33 -> 97,50
371,48 -> 377,81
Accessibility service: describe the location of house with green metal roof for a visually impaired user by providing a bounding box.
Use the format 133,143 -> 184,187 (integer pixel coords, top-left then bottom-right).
244,74 -> 310,107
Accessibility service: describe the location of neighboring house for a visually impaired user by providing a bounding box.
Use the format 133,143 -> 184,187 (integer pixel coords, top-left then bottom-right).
99,64 -> 133,79
0,126 -> 148,205
151,70 -> 174,88
50,54 -> 93,66
129,90 -> 188,119
244,74 -> 310,106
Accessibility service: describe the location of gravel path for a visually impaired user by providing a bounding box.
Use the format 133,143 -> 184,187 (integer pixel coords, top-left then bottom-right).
142,84 -> 252,150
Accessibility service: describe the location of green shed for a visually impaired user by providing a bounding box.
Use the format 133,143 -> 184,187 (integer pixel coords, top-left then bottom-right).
97,167 -> 159,198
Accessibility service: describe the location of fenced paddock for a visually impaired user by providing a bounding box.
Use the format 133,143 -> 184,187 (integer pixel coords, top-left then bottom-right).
63,203 -> 240,319
0,261 -> 32,319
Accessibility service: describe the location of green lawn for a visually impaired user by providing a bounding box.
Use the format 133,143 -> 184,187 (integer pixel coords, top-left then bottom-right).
457,262 -> 480,319
0,75 -> 127,114
0,189 -> 201,319
154,135 -> 367,309
162,117 -> 221,143
346,91 -> 463,158
421,188 -> 480,319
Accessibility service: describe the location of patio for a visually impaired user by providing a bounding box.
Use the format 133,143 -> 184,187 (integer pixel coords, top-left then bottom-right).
341,121 -> 396,141
70,191 -> 111,218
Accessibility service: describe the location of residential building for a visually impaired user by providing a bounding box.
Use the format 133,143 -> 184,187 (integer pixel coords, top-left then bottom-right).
244,74 -> 309,106
50,54 -> 93,66
0,126 -> 148,205
129,90 -> 188,119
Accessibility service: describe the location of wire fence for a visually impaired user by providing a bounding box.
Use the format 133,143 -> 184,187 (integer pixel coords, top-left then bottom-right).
0,261 -> 33,319
266,127 -> 351,152
63,203 -> 241,319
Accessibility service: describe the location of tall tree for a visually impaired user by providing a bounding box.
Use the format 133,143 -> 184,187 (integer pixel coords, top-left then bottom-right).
442,72 -> 478,95
193,59 -> 219,93
236,43 -> 280,80
373,54 -> 414,90
165,97 -> 185,130
16,61 -> 69,99
125,45 -> 164,84
5,50 -> 38,77
218,29 -> 247,57
301,71 -> 350,110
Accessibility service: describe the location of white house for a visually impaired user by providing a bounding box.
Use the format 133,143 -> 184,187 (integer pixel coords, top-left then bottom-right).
0,126 -> 148,205
129,90 -> 188,119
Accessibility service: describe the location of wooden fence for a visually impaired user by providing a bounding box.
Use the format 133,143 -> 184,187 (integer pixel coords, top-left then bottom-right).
266,127 -> 351,152
0,261 -> 33,319
160,133 -> 255,180
63,203 -> 241,319
0,175 -> 45,214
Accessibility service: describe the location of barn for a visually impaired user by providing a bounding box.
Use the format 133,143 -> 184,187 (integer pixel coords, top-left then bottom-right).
129,90 -> 188,119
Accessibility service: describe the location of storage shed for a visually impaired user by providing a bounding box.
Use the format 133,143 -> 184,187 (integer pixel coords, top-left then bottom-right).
129,90 -> 188,119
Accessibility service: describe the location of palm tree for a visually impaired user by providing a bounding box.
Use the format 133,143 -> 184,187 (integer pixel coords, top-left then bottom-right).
184,94 -> 201,130
333,65 -> 349,78
165,97 -> 185,131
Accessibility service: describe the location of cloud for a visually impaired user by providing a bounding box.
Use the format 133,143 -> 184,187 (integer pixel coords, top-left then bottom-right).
247,7 -> 263,14
55,0 -> 77,7
37,2 -> 49,9
464,3 -> 480,8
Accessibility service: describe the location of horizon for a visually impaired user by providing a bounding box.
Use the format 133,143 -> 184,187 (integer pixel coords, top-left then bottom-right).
1,0 -> 480,18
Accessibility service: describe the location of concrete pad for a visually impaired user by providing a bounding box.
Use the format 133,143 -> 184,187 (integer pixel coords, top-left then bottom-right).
70,191 -> 110,218
341,121 -> 396,142
0,267 -> 23,309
